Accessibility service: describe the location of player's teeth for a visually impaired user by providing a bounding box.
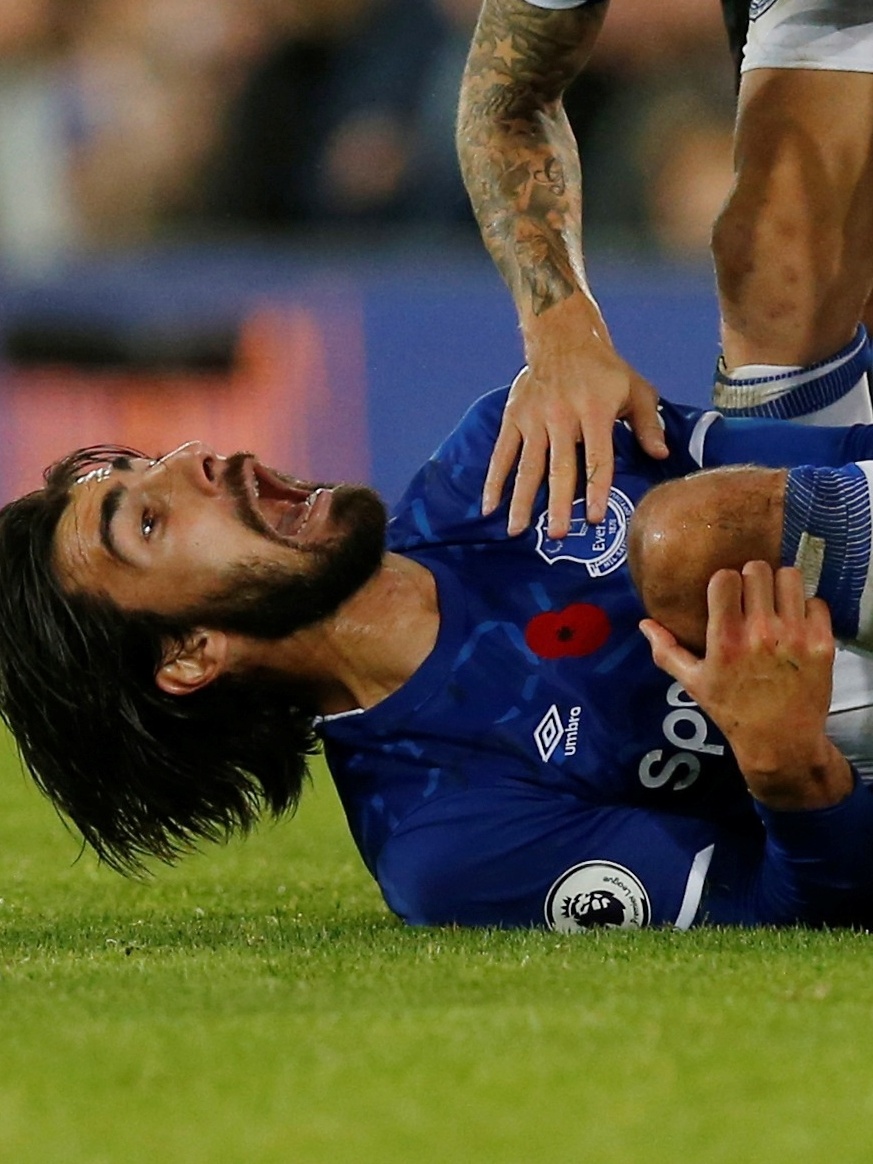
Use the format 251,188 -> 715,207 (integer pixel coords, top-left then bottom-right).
294,490 -> 320,533
299,494 -> 314,527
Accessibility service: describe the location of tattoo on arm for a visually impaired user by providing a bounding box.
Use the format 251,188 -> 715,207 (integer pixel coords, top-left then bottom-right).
457,0 -> 607,317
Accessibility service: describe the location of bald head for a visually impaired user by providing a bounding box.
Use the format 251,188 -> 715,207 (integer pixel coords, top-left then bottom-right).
628,465 -> 788,650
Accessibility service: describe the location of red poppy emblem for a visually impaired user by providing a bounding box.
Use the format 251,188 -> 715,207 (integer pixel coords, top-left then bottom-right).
524,604 -> 611,659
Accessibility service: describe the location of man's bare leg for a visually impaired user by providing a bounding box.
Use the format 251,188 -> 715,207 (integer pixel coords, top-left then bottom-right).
716,68 -> 873,365
712,69 -> 873,425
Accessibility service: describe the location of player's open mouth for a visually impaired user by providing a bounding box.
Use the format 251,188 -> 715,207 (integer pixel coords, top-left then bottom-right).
250,463 -> 329,540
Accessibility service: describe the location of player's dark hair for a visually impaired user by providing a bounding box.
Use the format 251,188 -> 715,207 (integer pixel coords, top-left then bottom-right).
0,447 -> 317,874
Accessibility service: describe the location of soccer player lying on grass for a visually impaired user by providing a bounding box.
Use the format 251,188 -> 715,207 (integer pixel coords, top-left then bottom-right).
3,341 -> 873,932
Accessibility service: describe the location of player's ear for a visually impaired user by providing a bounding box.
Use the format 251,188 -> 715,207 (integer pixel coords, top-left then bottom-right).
155,628 -> 230,696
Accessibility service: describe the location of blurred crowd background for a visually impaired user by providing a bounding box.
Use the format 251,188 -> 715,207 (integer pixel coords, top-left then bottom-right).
0,0 -> 737,276
0,0 -> 735,509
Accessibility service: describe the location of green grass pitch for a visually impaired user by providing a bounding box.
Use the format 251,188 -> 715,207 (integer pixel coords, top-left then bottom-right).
2,723 -> 873,1164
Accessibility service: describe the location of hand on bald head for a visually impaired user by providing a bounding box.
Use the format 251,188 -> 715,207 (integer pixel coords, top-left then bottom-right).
627,465 -> 787,651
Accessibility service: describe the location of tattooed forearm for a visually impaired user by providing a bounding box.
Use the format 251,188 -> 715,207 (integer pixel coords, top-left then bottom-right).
457,0 -> 607,317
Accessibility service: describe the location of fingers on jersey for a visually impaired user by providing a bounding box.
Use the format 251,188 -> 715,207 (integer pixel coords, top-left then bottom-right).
483,366 -> 585,538
540,375 -> 666,535
482,366 -> 528,521
546,432 -> 583,538
482,416 -> 526,522
581,428 -> 614,533
483,362 -> 667,538
625,383 -> 669,460
585,377 -> 667,529
508,430 -> 550,538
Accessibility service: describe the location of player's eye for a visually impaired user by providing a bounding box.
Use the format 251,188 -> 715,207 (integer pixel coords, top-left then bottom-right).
141,509 -> 157,540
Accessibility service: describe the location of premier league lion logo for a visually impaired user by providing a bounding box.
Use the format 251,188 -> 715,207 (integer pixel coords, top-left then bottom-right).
560,889 -> 626,929
545,861 -> 651,932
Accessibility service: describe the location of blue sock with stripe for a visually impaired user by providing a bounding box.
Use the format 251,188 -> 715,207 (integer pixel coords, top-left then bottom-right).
715,326 -> 873,425
782,462 -> 873,645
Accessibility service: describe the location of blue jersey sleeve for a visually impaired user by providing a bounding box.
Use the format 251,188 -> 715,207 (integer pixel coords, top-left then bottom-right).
707,774 -> 873,927
376,778 -> 873,931
375,787 -> 718,931
701,413 -> 873,470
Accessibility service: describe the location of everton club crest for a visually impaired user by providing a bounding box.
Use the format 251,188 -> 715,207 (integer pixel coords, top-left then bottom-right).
534,488 -> 634,577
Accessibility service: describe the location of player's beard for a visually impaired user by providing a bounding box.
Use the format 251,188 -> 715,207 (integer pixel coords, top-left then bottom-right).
175,469 -> 389,640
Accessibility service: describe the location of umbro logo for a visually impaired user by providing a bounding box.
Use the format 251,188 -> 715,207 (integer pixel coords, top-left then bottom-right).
533,704 -> 582,763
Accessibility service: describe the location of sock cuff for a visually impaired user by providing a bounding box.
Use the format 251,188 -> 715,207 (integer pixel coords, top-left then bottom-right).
714,325 -> 872,420
782,463 -> 872,640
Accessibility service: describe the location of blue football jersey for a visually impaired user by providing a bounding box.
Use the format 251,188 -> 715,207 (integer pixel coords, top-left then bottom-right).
321,388 -> 873,932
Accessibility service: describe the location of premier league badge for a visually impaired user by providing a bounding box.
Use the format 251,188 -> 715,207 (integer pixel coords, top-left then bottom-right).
534,488 -> 634,577
545,861 -> 651,932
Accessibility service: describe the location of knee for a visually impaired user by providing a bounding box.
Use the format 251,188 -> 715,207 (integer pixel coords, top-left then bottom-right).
628,466 -> 786,650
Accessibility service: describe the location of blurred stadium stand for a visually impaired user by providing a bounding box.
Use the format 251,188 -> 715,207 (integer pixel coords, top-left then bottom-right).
0,242 -> 719,506
0,1 -> 733,507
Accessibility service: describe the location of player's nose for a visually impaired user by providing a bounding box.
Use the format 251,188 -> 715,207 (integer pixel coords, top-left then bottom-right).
153,441 -> 224,494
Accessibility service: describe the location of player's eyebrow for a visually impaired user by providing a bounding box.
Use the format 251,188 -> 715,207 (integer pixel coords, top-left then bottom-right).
99,483 -> 135,567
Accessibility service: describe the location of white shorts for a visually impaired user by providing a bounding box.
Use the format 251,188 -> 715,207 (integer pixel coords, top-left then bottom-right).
828,647 -> 873,782
744,0 -> 873,73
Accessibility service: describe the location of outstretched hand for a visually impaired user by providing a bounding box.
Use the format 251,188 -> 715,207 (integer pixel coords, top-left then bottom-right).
640,562 -> 852,811
482,343 -> 667,538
